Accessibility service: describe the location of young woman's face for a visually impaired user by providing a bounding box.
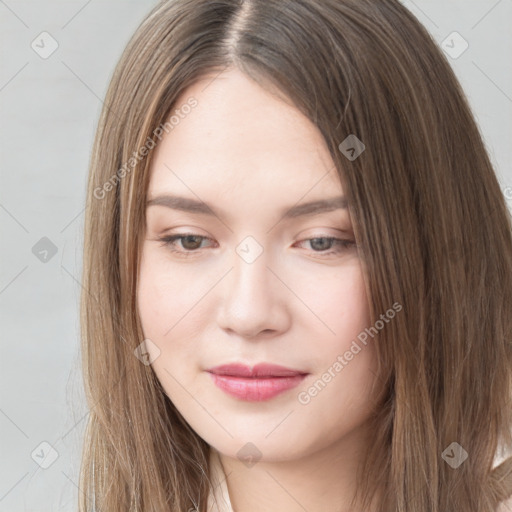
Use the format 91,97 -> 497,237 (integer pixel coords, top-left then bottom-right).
137,68 -> 378,462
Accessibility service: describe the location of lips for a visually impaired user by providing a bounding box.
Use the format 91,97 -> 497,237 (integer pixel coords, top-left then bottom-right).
206,363 -> 309,401
207,362 -> 307,378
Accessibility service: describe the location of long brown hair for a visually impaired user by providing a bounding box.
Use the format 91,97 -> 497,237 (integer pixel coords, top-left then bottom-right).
79,1 -> 512,510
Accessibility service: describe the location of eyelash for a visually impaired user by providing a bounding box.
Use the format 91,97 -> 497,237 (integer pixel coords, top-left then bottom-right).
157,233 -> 356,258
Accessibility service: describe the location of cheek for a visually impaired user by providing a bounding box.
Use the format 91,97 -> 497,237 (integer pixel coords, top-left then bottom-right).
297,264 -> 376,404
137,247 -> 200,336
136,247 -> 213,386
292,268 -> 377,445
137,249 -> 184,361
303,263 -> 370,352
334,271 -> 369,343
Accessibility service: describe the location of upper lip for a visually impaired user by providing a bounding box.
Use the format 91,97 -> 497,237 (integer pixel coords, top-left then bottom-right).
207,363 -> 308,378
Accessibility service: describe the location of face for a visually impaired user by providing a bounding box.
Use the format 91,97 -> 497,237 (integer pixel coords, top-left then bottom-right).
137,68 -> 378,462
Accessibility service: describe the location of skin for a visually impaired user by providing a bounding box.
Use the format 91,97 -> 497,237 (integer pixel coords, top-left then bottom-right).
137,68 -> 380,512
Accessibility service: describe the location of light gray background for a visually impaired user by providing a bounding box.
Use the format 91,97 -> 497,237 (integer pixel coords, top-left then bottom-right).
1,1 -> 511,510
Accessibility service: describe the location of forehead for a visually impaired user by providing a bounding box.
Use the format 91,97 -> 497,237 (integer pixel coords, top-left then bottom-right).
148,68 -> 342,204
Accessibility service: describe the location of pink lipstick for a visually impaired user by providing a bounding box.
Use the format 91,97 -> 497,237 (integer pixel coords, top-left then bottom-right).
206,363 -> 308,401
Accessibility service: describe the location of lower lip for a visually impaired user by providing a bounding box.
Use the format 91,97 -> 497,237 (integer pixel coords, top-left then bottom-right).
208,372 -> 307,401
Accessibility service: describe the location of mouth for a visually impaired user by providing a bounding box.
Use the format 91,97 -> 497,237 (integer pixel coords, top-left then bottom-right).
206,362 -> 309,401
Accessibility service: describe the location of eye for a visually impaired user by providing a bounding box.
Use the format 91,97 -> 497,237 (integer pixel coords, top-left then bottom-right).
158,233 -> 356,259
158,233 -> 214,257
294,236 -> 356,257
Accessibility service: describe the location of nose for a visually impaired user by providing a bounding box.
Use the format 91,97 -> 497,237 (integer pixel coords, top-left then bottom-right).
216,246 -> 291,339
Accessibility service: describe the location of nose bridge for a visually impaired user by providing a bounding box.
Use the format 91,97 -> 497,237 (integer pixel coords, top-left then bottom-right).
229,237 -> 274,308
217,235 -> 289,337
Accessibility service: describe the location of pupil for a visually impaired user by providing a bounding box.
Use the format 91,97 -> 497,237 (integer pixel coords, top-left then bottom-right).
183,236 -> 202,250
311,237 -> 332,251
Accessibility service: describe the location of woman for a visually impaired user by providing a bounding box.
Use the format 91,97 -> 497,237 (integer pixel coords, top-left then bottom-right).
79,1 -> 512,511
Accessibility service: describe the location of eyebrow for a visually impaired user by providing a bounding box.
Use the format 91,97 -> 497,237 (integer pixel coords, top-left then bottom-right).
146,194 -> 347,219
